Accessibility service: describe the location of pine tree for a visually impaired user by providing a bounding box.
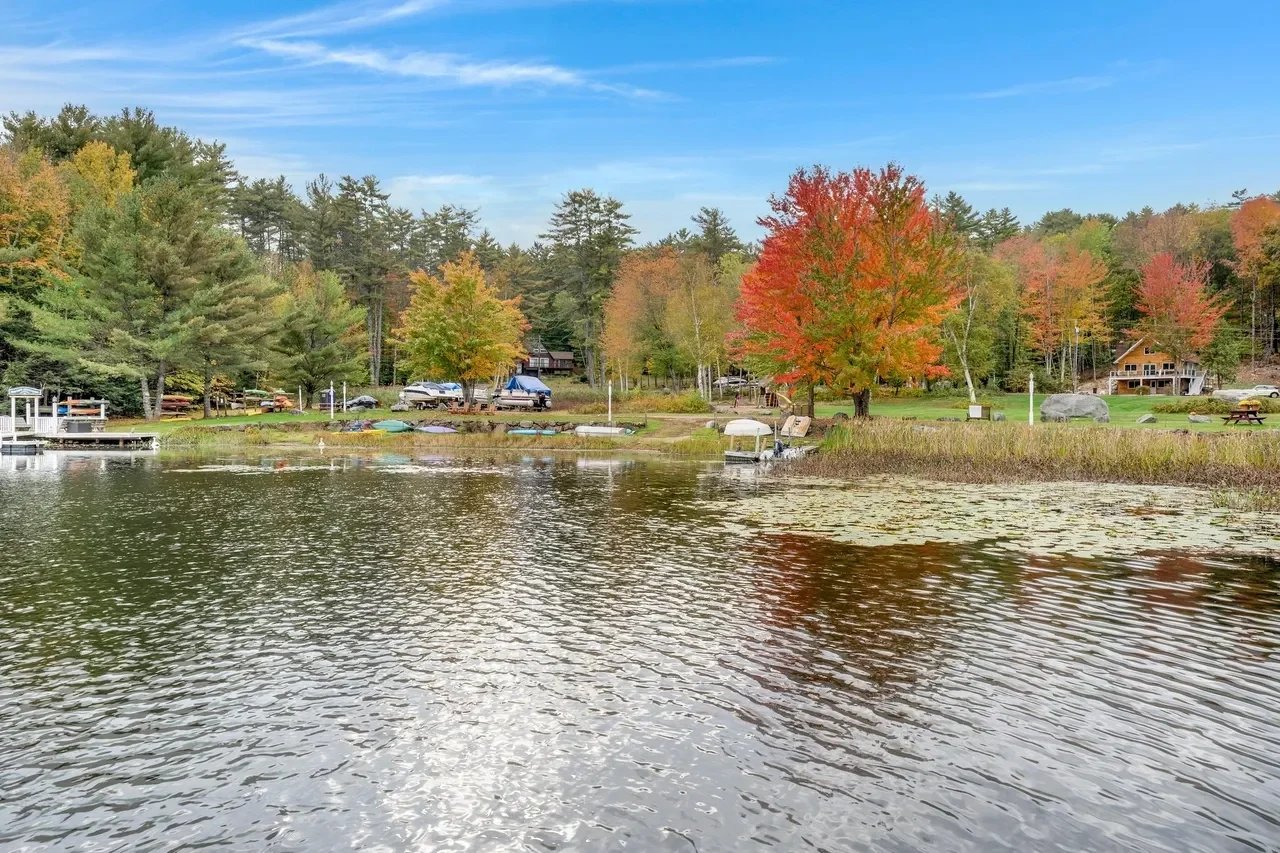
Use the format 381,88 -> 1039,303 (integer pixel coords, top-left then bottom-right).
540,189 -> 637,386
272,262 -> 366,397
689,207 -> 743,262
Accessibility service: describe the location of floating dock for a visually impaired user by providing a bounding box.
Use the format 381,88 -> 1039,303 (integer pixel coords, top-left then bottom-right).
36,432 -> 158,450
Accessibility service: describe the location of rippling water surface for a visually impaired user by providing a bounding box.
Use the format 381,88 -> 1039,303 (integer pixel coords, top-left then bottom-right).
2,451 -> 1279,852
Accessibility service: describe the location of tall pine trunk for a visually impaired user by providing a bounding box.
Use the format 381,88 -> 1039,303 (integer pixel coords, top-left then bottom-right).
153,362 -> 166,422
139,377 -> 153,422
203,362 -> 213,419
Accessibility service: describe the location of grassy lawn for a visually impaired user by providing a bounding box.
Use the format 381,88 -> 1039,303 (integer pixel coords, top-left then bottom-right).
818,393 -> 1277,433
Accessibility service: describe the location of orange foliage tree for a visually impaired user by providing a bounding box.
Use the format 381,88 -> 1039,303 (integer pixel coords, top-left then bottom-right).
996,236 -> 1107,382
1130,252 -> 1228,369
735,164 -> 961,417
602,248 -> 680,391
1230,197 -> 1280,358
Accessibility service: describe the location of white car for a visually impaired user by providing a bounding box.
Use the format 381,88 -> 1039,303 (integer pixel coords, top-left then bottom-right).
713,376 -> 748,389
1248,384 -> 1280,398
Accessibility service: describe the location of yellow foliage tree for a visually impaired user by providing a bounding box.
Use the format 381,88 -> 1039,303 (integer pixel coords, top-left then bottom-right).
61,140 -> 134,213
0,147 -> 71,305
395,251 -> 528,401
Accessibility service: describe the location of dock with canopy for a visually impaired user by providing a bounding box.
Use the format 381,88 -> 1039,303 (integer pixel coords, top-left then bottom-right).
723,418 -> 775,464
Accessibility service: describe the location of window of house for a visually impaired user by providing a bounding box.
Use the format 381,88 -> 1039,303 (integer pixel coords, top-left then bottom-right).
1144,364 -> 1156,375
1163,362 -> 1175,371
1128,380 -> 1139,389
1124,364 -> 1137,373
1143,346 -> 1153,355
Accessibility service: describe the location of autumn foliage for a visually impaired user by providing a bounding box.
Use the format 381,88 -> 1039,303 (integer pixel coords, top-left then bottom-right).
1131,252 -> 1229,361
735,164 -> 961,414
995,236 -> 1108,369
395,251 -> 529,398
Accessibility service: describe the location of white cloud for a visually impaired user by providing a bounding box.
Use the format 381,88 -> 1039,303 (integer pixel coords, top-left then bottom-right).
242,38 -> 659,97
232,0 -> 448,40
964,75 -> 1115,100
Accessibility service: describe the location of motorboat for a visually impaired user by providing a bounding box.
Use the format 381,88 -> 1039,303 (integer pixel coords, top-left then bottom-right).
723,418 -> 776,464
494,375 -> 553,411
399,381 -> 463,409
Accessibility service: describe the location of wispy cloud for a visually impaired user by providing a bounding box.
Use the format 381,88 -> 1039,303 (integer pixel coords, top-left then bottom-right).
242,38 -> 660,97
233,0 -> 448,40
964,74 -> 1116,100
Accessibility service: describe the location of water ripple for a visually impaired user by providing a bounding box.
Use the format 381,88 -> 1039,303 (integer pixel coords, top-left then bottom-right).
1,452 -> 1278,851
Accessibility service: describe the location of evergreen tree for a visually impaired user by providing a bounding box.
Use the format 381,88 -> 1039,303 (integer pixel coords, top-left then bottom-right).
540,188 -> 637,385
272,262 -> 366,397
2,103 -> 101,161
26,178 -> 260,418
934,191 -> 981,239
690,206 -> 744,262
974,207 -> 1020,250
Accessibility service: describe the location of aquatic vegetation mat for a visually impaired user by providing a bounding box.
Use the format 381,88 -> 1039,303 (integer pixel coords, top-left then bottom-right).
707,474 -> 1280,559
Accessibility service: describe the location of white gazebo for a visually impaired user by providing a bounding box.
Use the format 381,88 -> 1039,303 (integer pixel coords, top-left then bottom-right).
2,387 -> 57,441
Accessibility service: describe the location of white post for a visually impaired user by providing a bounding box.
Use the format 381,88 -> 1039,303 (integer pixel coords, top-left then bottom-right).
9,396 -> 14,441
298,386 -> 303,412
329,382 -> 335,420
1028,373 -> 1035,425
607,380 -> 613,426
50,394 -> 58,435
342,382 -> 347,413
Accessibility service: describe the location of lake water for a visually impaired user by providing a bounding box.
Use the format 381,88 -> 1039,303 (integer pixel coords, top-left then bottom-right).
2,451 -> 1279,852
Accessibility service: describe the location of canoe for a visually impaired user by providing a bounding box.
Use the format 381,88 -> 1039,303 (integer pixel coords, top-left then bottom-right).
416,425 -> 457,434
574,425 -> 631,436
372,419 -> 413,433
508,428 -> 559,436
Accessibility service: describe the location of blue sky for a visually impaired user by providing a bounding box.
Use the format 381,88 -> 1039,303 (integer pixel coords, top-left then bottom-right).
3,0 -> 1278,244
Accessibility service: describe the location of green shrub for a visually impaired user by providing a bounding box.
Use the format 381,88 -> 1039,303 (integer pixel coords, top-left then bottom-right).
1151,397 -> 1280,414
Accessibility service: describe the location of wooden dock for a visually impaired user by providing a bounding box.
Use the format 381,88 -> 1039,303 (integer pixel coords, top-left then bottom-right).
37,432 -> 158,450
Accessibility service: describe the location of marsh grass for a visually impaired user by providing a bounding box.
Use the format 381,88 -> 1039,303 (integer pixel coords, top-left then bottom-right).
803,419 -> 1280,488
670,427 -> 728,457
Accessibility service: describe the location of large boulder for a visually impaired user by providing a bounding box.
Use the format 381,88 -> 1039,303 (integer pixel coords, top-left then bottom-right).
1213,388 -> 1250,403
1189,414 -> 1213,424
1040,393 -> 1110,423
1137,414 -> 1157,424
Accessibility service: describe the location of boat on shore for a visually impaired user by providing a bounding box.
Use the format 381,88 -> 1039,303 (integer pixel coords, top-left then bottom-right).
494,375 -> 553,411
723,418 -> 776,463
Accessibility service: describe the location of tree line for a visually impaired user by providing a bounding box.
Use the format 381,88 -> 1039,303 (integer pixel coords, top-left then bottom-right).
2,103 -> 1278,418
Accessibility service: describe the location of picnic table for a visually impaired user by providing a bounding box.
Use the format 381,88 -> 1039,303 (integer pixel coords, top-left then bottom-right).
1223,409 -> 1267,425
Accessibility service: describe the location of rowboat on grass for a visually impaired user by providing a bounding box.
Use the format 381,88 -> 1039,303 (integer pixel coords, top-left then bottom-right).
373,417 -> 412,432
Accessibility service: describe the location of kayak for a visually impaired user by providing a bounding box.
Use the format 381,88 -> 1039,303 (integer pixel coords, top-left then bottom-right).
416,425 -> 457,434
372,419 -> 413,433
508,428 -> 560,436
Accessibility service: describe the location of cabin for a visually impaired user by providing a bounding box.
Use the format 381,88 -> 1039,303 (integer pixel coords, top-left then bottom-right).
519,336 -> 576,376
1107,336 -> 1206,395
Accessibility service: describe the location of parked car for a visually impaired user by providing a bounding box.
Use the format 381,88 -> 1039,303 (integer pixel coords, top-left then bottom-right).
713,376 -> 748,389
345,395 -> 380,411
1248,384 -> 1280,398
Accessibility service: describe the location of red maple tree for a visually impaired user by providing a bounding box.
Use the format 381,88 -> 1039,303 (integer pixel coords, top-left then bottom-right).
1131,252 -> 1229,367
734,163 -> 961,416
